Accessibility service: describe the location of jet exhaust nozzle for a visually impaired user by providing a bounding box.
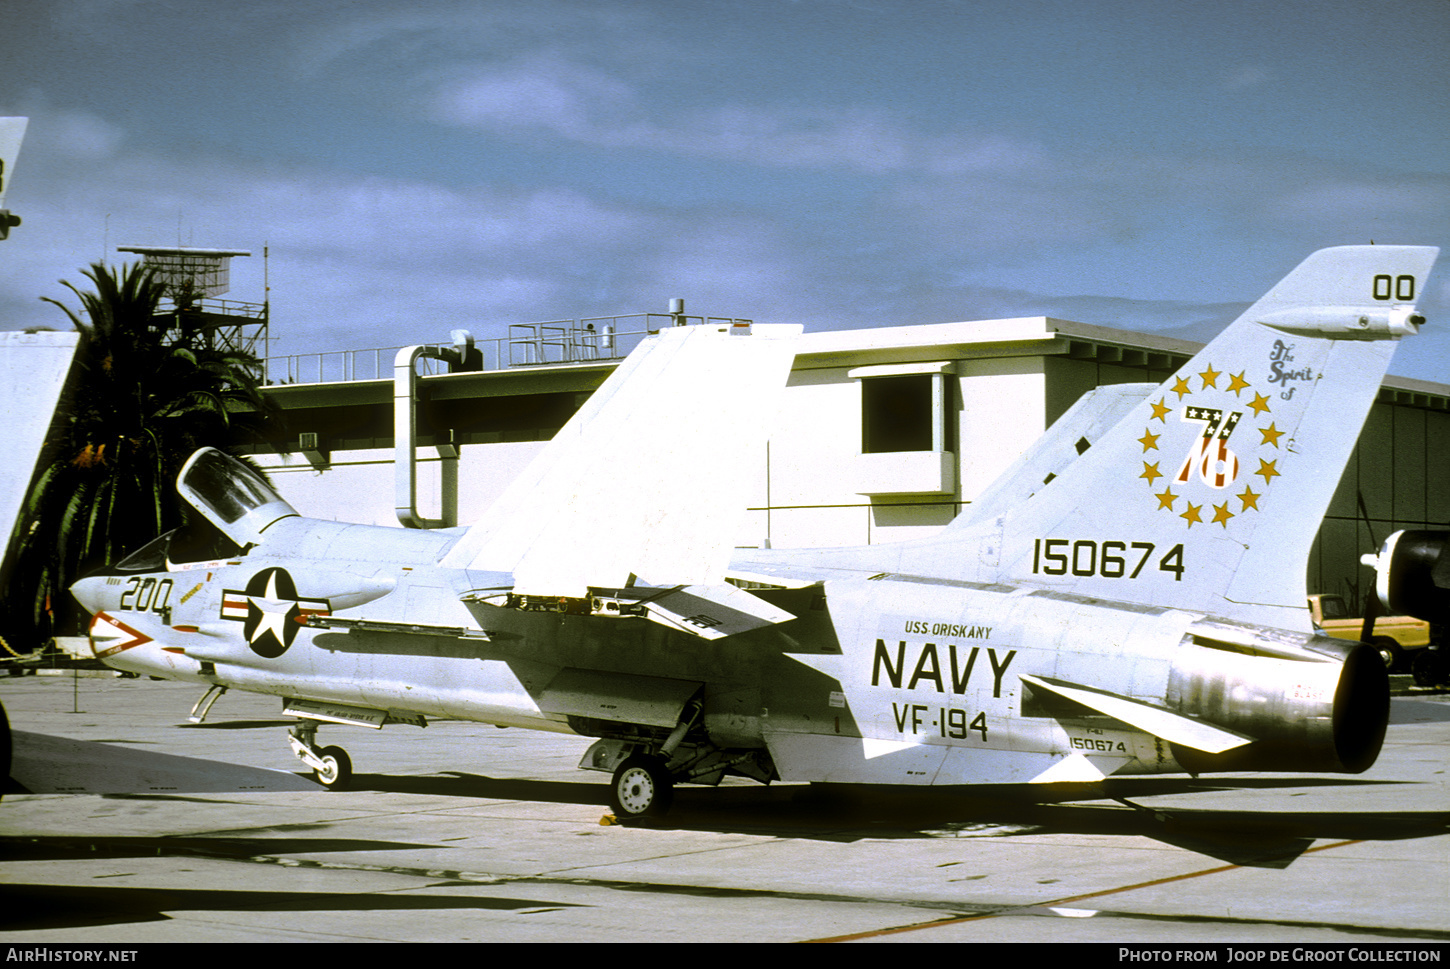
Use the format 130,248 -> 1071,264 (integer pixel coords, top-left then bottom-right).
1167,625 -> 1388,775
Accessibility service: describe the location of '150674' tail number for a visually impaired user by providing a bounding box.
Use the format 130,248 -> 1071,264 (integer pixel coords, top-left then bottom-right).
1070,736 -> 1128,753
1031,539 -> 1184,581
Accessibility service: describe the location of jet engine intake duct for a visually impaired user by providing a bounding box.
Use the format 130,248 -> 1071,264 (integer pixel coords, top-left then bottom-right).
1167,626 -> 1388,775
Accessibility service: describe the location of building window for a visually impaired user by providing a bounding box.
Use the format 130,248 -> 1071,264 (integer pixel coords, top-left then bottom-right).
862,374 -> 931,452
860,372 -> 953,453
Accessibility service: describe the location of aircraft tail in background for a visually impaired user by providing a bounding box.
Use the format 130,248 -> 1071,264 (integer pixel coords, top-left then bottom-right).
0,117 -> 28,239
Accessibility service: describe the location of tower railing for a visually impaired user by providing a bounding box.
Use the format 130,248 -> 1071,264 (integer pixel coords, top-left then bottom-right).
265,312 -> 751,385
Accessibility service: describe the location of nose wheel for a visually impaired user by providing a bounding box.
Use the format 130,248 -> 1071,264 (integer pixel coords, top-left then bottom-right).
313,745 -> 353,789
289,722 -> 354,790
609,754 -> 674,819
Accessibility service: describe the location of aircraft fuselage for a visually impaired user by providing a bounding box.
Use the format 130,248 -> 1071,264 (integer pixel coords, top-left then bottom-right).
76,517 -> 1386,791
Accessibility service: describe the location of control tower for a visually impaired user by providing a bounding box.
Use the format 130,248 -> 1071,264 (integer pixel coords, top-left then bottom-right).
116,246 -> 268,359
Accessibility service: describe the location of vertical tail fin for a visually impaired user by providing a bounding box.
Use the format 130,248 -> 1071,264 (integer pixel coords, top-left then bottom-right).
996,246 -> 1439,629
0,117 -> 27,239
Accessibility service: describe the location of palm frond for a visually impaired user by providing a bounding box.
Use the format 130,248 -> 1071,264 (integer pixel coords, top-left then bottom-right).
1,261 -> 282,646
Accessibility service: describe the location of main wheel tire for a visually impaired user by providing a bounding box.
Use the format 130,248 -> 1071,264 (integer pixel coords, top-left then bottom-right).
314,745 -> 353,790
609,755 -> 673,819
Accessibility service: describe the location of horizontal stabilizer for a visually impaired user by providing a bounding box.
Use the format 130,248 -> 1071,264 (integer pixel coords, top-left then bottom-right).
1021,673 -> 1254,754
440,323 -> 800,597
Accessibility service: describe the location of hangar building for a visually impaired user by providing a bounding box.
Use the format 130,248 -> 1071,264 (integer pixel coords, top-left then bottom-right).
248,312 -> 1450,609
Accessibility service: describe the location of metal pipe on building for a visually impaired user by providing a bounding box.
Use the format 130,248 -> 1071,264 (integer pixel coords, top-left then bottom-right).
394,343 -> 461,529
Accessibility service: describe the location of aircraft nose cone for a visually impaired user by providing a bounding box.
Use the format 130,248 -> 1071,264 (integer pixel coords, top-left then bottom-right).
70,574 -> 110,615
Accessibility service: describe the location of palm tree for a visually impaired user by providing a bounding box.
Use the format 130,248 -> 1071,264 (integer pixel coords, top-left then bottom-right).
2,261 -> 278,645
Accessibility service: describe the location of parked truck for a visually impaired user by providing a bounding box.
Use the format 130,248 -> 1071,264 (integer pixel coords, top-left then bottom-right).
1307,593 -> 1430,672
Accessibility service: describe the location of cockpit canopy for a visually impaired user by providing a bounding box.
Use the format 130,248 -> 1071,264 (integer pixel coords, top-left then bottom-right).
177,448 -> 298,548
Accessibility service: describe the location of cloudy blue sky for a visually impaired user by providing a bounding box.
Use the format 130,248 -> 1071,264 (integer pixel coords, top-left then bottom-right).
2,0 -> 1448,380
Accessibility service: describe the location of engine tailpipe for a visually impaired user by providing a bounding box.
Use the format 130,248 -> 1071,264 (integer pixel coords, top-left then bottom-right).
1167,627 -> 1388,775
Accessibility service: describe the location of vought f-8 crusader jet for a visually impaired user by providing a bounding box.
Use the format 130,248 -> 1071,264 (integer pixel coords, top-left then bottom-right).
72,245 -> 1438,819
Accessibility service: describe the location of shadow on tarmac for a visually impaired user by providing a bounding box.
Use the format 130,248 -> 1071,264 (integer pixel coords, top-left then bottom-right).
0,880 -> 585,932
4,770 -> 1448,931
356,769 -> 1450,870
0,830 -> 588,932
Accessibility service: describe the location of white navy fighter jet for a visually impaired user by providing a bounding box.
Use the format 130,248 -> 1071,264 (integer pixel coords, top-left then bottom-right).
71,246 -> 1438,818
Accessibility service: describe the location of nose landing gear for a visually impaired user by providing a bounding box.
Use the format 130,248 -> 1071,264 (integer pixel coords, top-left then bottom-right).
289,721 -> 353,790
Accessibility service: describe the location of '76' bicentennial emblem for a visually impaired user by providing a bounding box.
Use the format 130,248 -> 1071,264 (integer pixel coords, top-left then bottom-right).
220,567 -> 330,658
1177,406 -> 1240,488
1139,362 -> 1281,528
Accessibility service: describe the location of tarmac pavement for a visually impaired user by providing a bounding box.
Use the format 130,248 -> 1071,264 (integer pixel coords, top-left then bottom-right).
1,673 -> 1447,944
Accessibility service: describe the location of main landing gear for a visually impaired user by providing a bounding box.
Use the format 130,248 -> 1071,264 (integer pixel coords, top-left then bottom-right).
609,754 -> 674,819
289,721 -> 353,790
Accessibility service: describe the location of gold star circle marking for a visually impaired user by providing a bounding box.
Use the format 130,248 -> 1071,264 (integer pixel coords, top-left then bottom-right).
1140,369 -> 1278,528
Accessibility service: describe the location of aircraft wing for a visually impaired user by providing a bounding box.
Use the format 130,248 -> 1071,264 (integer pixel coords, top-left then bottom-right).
439,322 -> 801,597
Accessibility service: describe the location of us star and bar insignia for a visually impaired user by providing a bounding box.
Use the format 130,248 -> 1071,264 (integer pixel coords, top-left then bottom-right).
221,567 -> 331,658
